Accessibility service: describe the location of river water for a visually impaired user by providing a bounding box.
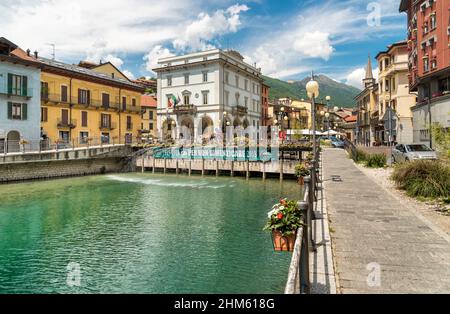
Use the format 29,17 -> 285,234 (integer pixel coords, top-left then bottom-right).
0,174 -> 302,294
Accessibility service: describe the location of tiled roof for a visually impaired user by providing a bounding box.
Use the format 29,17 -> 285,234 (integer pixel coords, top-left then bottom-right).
141,94 -> 157,107
344,115 -> 357,123
37,57 -> 143,89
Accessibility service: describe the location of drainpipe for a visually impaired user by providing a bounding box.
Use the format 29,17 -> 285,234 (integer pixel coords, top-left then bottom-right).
119,88 -> 122,144
69,77 -> 73,142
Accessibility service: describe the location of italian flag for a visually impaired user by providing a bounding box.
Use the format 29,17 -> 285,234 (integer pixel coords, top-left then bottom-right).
169,95 -> 179,108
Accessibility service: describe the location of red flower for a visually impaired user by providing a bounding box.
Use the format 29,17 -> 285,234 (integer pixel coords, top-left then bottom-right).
277,213 -> 284,220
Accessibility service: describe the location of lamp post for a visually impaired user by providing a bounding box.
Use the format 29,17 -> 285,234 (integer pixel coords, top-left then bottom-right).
306,73 -> 319,189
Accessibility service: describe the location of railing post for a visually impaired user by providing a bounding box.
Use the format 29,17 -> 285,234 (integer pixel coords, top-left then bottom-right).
298,201 -> 310,295
305,176 -> 315,252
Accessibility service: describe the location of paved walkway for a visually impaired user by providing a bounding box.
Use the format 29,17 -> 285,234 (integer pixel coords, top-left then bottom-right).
323,148 -> 450,294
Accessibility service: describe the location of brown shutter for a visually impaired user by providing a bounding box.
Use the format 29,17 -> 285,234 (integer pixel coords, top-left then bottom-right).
61,109 -> 68,124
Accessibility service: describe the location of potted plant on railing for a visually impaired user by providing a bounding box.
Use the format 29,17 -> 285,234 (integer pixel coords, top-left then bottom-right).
264,199 -> 303,252
295,163 -> 310,185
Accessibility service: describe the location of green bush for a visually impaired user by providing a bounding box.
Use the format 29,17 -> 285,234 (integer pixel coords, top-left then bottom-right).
365,154 -> 387,168
350,149 -> 367,163
391,160 -> 450,199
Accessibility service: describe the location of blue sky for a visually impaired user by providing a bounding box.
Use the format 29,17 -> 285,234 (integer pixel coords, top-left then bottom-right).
0,0 -> 407,88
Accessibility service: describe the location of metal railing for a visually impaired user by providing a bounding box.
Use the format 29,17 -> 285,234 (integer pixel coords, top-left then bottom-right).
57,118 -> 77,129
286,154 -> 319,294
0,136 -> 140,157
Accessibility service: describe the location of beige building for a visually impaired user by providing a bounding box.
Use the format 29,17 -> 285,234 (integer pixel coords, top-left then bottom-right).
376,41 -> 416,144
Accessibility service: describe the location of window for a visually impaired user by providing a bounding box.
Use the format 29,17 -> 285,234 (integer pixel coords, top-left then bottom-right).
101,113 -> 111,129
202,92 -> 209,105
235,75 -> 239,88
126,116 -> 132,130
424,58 -> 429,72
225,91 -> 229,106
150,123 -> 154,130
7,102 -> 27,120
8,74 -> 27,96
184,94 -> 190,105
167,76 -> 172,87
41,107 -> 48,122
184,73 -> 189,85
80,132 -> 89,144
78,89 -> 90,105
202,71 -> 208,82
81,111 -> 88,127
423,22 -> 428,34
235,93 -> 240,105
430,13 -> 437,30
122,96 -> 127,110
385,79 -> 390,92
61,109 -> 69,124
392,77 -> 396,91
102,93 -> 110,108
244,97 -> 248,108
149,110 -> 154,120
431,59 -> 437,70
61,85 -> 68,102
41,82 -> 49,99
225,72 -> 229,84
132,98 -> 136,107
245,79 -> 248,91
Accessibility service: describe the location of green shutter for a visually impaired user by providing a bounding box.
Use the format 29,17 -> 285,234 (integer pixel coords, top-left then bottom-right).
22,103 -> 27,120
7,102 -> 12,119
7,73 -> 12,94
22,76 -> 28,97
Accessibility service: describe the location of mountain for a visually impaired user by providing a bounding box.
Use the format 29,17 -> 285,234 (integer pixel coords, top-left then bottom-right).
262,74 -> 361,108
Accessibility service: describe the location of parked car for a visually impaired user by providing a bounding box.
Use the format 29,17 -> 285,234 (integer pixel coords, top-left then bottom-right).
392,144 -> 438,163
331,139 -> 345,149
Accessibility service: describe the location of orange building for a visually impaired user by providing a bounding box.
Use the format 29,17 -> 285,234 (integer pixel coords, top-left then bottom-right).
140,94 -> 157,139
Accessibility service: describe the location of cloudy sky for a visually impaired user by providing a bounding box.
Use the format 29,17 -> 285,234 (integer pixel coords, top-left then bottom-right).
0,0 -> 406,89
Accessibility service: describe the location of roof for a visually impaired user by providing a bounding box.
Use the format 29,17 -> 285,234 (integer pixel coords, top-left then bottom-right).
375,40 -> 408,60
36,57 -> 143,91
0,37 -> 18,50
365,55 -> 374,80
11,47 -> 38,61
399,0 -> 409,12
344,115 -> 357,123
141,94 -> 157,107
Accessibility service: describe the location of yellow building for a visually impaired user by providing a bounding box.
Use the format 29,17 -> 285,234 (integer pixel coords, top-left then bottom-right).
376,41 -> 415,144
38,59 -> 144,146
355,56 -> 379,146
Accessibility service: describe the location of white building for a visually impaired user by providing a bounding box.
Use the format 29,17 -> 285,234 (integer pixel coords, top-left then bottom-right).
0,37 -> 41,153
153,49 -> 263,142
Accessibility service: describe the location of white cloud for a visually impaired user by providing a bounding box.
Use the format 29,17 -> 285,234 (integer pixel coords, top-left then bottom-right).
173,4 -> 249,51
293,31 -> 334,60
143,45 -> 175,74
345,66 -> 379,89
122,70 -> 135,80
103,55 -> 124,69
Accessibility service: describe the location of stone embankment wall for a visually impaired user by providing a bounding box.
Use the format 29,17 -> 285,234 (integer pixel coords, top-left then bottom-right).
0,146 -> 132,183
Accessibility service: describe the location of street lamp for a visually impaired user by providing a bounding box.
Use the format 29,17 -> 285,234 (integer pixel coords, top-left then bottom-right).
306,73 -> 319,194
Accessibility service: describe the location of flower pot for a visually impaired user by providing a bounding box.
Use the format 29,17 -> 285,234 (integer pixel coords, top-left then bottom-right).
272,230 -> 297,252
297,176 -> 305,186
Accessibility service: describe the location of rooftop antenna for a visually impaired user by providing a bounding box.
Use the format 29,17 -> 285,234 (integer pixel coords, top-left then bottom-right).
46,43 -> 55,60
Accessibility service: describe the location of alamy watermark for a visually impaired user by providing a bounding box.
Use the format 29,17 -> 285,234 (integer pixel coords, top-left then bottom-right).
366,262 -> 381,288
66,262 -> 81,287
367,2 -> 381,27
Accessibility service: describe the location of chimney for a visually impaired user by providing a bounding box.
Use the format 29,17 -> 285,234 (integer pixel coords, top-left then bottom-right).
26,49 -> 30,57
34,51 -> 38,59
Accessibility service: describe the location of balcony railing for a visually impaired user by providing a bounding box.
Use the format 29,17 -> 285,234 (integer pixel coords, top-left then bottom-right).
233,105 -> 248,115
121,104 -> 142,114
57,119 -> 77,129
99,121 -> 117,131
0,85 -> 33,98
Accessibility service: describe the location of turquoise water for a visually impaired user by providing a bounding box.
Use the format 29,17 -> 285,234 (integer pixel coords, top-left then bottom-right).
0,174 -> 302,294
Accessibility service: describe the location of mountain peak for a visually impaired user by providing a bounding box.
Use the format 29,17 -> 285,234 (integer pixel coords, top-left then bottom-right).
262,74 -> 361,107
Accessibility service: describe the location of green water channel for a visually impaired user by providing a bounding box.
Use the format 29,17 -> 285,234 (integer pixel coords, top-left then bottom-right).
0,174 -> 302,294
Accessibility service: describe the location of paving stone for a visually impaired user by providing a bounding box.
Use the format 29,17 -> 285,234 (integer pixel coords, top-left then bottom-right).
323,148 -> 450,294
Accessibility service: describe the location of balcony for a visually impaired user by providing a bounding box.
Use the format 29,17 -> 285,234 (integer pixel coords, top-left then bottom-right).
41,93 -> 70,105
0,85 -> 33,99
121,104 -> 142,114
41,94 -> 120,111
173,104 -> 197,115
57,119 -> 77,129
232,105 -> 248,116
99,121 -> 117,131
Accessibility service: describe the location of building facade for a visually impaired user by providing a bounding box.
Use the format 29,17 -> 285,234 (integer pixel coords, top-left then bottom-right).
261,83 -> 270,126
0,38 -> 41,152
400,0 -> 450,146
355,57 -> 379,146
153,49 -> 263,142
140,94 -> 157,139
36,59 -> 143,145
376,41 -> 416,144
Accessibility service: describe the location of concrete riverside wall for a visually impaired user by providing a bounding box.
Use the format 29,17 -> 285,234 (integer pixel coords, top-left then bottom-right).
0,157 -> 125,183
